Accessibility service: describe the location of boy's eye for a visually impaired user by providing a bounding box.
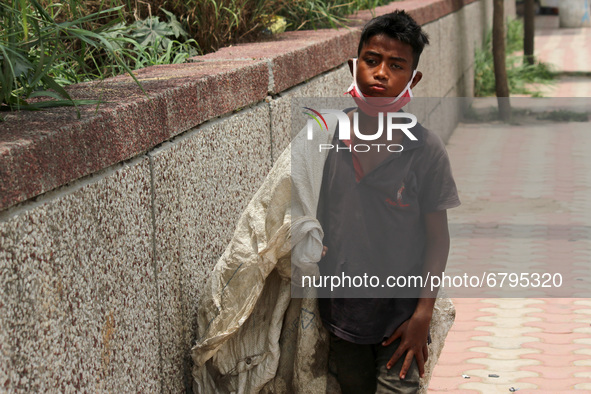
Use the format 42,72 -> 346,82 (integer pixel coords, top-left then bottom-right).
391,63 -> 403,70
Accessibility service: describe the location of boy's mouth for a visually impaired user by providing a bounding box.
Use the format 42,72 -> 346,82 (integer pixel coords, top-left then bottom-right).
368,84 -> 387,94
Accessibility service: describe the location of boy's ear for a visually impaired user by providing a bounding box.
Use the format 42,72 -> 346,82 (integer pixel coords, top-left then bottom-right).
410,71 -> 423,89
348,58 -> 354,75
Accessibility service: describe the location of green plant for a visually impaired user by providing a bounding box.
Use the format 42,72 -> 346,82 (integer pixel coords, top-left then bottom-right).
536,110 -> 589,122
505,15 -> 524,53
0,0 -> 203,115
127,9 -> 188,49
463,106 -> 589,124
277,0 -> 395,31
97,10 -> 199,75
166,0 -> 398,53
0,0 -> 141,113
172,0 -> 281,54
119,37 -> 199,70
1,0 -> 400,116
278,0 -> 354,30
474,18 -> 555,97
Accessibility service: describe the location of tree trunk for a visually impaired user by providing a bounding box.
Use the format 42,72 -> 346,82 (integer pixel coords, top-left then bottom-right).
493,0 -> 511,121
524,0 -> 535,65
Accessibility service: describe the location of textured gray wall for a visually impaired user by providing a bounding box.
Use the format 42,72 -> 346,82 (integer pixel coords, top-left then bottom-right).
0,159 -> 160,392
0,0 -> 512,391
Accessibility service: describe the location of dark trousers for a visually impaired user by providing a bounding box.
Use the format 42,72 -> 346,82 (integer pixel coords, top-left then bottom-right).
329,332 -> 421,394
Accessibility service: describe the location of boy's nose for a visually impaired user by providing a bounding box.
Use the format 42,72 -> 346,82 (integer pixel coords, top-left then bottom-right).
374,62 -> 388,80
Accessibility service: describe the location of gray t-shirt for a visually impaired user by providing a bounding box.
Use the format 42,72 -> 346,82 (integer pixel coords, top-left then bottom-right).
316,121 -> 460,344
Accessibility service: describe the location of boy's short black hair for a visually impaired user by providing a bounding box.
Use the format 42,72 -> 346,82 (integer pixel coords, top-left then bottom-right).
357,10 -> 430,69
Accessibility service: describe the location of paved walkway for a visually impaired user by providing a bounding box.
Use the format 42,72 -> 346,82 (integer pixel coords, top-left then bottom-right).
429,16 -> 591,393
532,15 -> 591,97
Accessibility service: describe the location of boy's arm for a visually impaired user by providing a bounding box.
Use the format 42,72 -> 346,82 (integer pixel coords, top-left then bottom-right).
382,209 -> 451,379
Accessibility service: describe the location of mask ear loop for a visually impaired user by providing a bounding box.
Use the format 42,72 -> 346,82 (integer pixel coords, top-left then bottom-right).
346,58 -> 362,99
392,70 -> 418,103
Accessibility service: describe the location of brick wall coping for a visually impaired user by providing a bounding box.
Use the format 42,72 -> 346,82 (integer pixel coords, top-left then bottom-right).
0,0 -> 478,212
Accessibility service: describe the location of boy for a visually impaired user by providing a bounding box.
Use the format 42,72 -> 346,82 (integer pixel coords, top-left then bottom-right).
316,10 -> 460,393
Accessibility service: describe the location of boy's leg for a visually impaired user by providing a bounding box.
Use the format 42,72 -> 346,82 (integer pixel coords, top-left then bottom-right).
328,332 -> 377,394
374,338 -> 421,393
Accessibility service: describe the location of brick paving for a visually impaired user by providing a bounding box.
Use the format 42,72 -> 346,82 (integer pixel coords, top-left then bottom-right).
534,16 -> 591,74
534,15 -> 591,97
429,15 -> 591,393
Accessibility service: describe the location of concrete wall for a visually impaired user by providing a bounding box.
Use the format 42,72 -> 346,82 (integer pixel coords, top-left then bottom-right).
0,159 -> 160,391
0,0 -> 514,391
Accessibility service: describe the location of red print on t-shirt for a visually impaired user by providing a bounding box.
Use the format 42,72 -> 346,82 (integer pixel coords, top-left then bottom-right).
386,183 -> 410,207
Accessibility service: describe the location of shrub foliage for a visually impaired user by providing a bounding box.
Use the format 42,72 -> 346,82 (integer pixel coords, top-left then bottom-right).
1,0 -> 397,113
474,18 -> 555,97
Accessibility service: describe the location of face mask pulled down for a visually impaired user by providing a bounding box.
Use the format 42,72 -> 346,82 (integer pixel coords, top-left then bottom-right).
345,58 -> 417,117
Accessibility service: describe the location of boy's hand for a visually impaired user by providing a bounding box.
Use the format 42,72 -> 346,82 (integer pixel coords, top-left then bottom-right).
321,246 -> 328,257
381,211 -> 448,379
382,312 -> 430,379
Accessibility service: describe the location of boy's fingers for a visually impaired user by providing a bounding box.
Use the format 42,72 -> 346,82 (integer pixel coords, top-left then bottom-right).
415,349 -> 425,378
321,246 -> 328,257
386,346 -> 404,370
399,351 -> 415,380
423,343 -> 429,362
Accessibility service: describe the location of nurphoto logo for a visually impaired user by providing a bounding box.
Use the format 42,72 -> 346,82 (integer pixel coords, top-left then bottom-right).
303,108 -> 418,152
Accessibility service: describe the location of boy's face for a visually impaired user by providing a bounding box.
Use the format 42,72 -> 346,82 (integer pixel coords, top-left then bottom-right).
351,34 -> 422,98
